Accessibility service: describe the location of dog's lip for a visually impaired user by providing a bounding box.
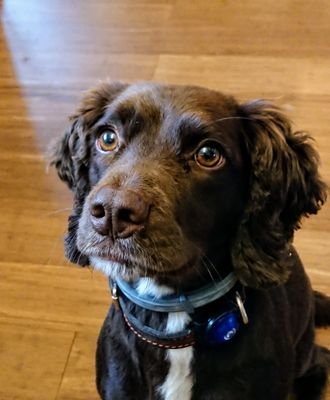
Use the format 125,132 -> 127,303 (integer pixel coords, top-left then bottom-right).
101,254 -> 128,264
94,253 -> 197,273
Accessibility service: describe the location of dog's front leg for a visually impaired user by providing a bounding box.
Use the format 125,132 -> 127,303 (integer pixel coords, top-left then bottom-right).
96,306 -> 147,400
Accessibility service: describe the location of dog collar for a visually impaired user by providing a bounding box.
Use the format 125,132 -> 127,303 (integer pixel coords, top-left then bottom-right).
109,274 -> 249,349
112,272 -> 238,313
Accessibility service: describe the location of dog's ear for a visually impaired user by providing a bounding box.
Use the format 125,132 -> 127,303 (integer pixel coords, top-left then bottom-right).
49,81 -> 127,265
49,81 -> 127,191
232,100 -> 327,287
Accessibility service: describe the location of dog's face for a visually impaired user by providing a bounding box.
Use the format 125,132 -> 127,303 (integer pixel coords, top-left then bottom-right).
51,82 -> 326,288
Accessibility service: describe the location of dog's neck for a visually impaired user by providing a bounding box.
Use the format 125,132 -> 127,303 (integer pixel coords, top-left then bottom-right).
110,273 -> 248,349
112,273 -> 238,313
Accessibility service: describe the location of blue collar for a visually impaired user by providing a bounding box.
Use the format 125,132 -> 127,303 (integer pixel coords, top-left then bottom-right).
110,273 -> 249,348
111,272 -> 238,313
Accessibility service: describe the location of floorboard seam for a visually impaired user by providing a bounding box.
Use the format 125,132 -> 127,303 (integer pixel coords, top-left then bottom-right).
55,330 -> 77,400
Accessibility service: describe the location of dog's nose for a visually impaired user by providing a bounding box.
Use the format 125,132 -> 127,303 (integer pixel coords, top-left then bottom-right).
90,186 -> 150,239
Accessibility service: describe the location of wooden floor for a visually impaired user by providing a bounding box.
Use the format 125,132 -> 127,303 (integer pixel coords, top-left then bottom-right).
0,0 -> 329,398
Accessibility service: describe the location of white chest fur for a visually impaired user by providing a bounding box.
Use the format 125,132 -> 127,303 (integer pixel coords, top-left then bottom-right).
136,278 -> 194,400
159,312 -> 194,400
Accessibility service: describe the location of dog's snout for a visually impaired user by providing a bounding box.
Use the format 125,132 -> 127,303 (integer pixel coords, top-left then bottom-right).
90,186 -> 150,239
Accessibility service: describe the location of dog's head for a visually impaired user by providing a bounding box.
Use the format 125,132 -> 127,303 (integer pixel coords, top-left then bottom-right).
50,82 -> 326,288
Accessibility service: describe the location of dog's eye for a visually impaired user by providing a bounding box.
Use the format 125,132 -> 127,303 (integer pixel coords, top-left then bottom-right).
195,144 -> 225,169
96,130 -> 119,152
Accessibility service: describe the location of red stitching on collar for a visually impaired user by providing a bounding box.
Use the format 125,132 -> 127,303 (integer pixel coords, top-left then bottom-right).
122,311 -> 196,349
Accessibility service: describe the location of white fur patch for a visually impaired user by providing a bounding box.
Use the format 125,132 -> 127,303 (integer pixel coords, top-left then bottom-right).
90,256 -> 123,277
136,277 -> 174,298
159,312 -> 194,400
135,278 -> 194,400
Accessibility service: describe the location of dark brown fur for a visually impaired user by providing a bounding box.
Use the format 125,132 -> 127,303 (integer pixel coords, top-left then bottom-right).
51,82 -> 329,399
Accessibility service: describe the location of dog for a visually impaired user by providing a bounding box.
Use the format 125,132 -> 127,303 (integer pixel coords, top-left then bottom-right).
51,82 -> 330,400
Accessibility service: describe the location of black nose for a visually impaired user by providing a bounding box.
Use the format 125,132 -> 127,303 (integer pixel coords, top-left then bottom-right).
90,186 -> 150,239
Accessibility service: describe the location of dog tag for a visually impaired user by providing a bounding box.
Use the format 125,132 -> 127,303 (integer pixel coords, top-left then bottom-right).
205,312 -> 240,344
111,282 -> 120,309
236,292 -> 249,325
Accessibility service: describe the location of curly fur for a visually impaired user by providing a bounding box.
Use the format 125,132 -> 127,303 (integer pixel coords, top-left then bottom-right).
50,82 -> 329,400
232,100 -> 327,287
51,87 -> 327,285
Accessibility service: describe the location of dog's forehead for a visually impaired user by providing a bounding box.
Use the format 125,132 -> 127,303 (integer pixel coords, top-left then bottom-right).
111,83 -> 237,116
105,83 -> 243,164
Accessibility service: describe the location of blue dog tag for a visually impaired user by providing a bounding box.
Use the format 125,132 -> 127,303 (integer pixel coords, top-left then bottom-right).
205,311 -> 240,344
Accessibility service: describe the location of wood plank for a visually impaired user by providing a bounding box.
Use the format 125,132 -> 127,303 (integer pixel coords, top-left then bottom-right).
0,323 -> 75,400
161,1 -> 330,57
0,262 -> 109,328
56,331 -> 101,400
3,0 -> 330,57
153,55 -> 330,97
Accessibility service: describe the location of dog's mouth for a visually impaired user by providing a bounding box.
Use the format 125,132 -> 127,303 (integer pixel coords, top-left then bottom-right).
91,252 -> 222,293
87,245 -> 200,283
92,251 -> 195,273
77,232 -> 225,290
75,212 -> 207,284
76,224 -> 199,274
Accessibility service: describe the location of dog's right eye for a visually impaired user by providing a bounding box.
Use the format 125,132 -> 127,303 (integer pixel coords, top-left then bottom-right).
96,130 -> 119,153
194,143 -> 226,170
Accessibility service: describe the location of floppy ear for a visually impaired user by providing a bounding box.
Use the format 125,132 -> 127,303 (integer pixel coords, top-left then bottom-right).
49,81 -> 127,264
232,100 -> 327,287
49,81 -> 127,190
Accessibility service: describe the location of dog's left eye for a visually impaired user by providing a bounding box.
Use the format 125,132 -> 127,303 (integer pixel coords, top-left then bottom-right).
96,130 -> 119,152
195,144 -> 226,169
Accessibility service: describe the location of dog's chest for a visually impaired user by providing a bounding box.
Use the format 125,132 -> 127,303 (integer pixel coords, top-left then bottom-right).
158,313 -> 194,400
136,279 -> 194,400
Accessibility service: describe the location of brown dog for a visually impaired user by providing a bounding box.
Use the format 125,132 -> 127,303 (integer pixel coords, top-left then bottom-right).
51,82 -> 329,400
